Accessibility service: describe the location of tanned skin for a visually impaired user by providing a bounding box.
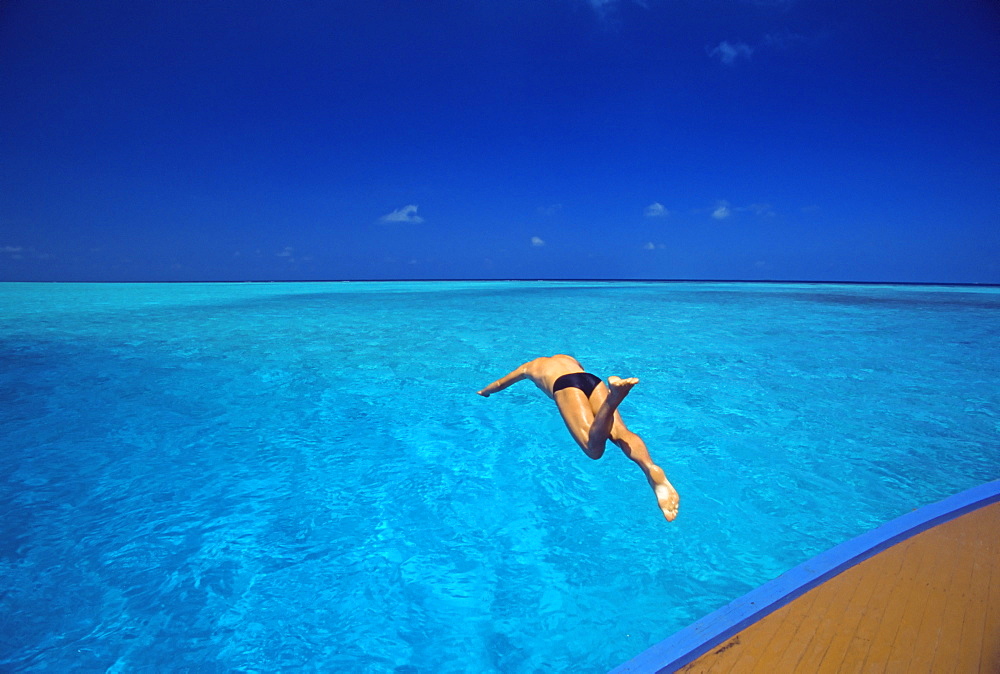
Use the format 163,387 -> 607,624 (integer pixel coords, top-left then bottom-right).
478,354 -> 679,521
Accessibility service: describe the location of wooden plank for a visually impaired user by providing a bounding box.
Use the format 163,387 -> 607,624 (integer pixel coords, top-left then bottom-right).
812,540 -> 908,672
793,547 -> 873,671
748,587 -> 821,673
766,576 -> 844,672
859,532 -> 930,671
956,532 -> 989,672
882,511 -> 956,673
700,598 -> 801,674
983,557 -> 1000,672
835,536 -> 917,671
977,504 -> 1000,672
905,515 -> 967,672
718,596 -> 791,674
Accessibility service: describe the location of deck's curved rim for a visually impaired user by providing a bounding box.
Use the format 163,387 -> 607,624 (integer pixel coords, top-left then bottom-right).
611,479 -> 1000,674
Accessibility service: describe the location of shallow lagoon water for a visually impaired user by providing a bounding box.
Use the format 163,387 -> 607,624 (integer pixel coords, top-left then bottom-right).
1,281 -> 998,672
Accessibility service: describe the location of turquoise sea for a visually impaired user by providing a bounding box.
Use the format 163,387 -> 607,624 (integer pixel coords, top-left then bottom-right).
1,281 -> 998,672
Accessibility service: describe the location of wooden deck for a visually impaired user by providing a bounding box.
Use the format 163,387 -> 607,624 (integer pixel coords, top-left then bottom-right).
613,481 -> 1000,674
679,500 -> 1000,673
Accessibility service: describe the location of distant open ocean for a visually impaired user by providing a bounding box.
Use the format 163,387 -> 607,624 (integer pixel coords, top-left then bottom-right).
2,281 -> 998,672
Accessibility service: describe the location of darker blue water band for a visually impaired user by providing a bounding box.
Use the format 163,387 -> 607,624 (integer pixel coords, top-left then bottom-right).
611,479 -> 1000,674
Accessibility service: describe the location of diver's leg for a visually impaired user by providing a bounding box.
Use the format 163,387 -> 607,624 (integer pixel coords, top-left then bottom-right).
588,383 -> 680,522
553,388 -> 603,458
584,376 -> 637,456
554,377 -> 636,459
610,426 -> 680,522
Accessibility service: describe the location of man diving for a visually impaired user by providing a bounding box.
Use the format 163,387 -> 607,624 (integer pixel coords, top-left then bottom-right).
477,354 -> 680,521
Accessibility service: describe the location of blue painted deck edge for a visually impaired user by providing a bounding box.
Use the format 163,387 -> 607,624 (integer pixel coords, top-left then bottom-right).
611,480 -> 1000,674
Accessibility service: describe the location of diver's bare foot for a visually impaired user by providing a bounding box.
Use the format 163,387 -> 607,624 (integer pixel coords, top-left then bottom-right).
646,464 -> 680,522
607,376 -> 639,402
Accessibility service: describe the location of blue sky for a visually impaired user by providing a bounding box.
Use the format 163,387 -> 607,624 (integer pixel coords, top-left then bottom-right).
1,0 -> 998,282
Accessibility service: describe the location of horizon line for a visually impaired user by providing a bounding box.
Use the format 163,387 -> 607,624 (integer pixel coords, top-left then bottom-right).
2,278 -> 998,288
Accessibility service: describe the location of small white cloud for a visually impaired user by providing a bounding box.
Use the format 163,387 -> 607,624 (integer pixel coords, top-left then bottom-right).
643,242 -> 666,251
379,205 -> 425,224
644,202 -> 669,217
712,202 -> 732,220
1,245 -> 48,261
708,41 -> 754,65
531,236 -> 545,247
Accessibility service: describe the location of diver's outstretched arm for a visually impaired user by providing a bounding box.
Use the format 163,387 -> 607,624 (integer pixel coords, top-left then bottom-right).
477,362 -> 531,397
